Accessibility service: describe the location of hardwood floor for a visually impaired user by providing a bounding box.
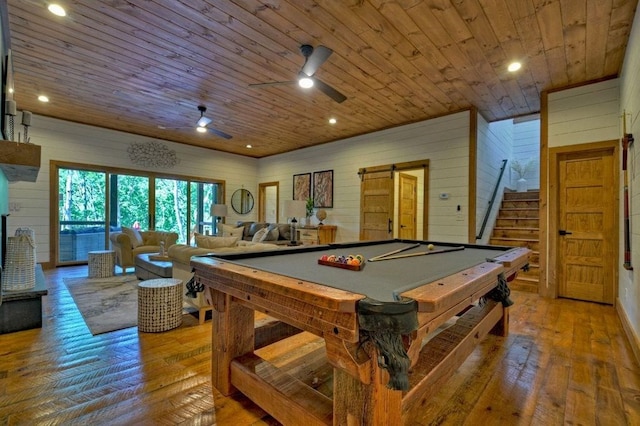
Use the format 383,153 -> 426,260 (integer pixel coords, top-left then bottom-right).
0,265 -> 638,425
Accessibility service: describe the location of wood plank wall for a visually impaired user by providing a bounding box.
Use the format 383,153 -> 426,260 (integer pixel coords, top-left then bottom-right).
619,4 -> 640,363
8,115 -> 258,263
475,114 -> 513,244
10,110 -> 475,261
260,110 -> 473,243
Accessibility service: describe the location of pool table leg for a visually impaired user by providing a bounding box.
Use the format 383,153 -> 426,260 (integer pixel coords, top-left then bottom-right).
333,344 -> 402,424
490,305 -> 510,337
210,289 -> 255,396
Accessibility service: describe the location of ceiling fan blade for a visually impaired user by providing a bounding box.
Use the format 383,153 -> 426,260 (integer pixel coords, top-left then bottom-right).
197,116 -> 212,127
301,45 -> 333,77
313,78 -> 347,103
248,81 -> 296,88
207,127 -> 233,140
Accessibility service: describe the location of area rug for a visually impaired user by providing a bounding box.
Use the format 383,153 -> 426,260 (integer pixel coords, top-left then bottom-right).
65,275 -> 203,335
64,274 -> 142,335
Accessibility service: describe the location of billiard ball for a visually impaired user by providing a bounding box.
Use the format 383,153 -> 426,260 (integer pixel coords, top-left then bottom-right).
427,244 -> 435,250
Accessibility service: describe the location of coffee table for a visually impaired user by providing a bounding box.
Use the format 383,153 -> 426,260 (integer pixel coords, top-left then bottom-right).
135,253 -> 172,280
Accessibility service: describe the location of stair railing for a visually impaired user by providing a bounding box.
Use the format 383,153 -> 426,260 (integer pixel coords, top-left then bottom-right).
476,159 -> 508,240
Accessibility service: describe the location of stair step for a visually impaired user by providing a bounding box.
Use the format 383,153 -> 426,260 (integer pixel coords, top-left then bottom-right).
498,209 -> 539,219
492,227 -> 539,239
503,190 -> 540,201
502,200 -> 539,209
490,238 -> 539,251
510,277 -> 538,293
495,218 -> 539,228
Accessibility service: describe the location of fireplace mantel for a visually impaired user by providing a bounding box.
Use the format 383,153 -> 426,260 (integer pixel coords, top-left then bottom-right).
0,141 -> 41,182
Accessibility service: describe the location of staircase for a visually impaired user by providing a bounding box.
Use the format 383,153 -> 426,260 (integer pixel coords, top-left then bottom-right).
489,190 -> 540,293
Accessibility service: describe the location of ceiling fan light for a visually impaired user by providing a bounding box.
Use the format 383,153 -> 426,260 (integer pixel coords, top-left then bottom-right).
196,126 -> 207,133
298,77 -> 314,89
197,116 -> 212,127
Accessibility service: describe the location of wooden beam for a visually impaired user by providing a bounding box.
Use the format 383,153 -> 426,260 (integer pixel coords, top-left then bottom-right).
0,142 -> 41,182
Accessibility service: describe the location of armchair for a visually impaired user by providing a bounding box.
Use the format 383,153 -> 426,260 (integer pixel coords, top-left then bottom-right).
109,228 -> 178,272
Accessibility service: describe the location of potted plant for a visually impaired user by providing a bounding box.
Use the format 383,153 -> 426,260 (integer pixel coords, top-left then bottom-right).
305,198 -> 314,225
510,158 -> 535,192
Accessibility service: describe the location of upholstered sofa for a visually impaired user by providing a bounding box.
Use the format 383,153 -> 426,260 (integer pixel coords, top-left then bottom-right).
109,227 -> 179,272
167,235 -> 283,323
235,221 -> 294,244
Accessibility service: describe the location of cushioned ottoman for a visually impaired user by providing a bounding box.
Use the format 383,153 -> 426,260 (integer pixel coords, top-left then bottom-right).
135,253 -> 173,280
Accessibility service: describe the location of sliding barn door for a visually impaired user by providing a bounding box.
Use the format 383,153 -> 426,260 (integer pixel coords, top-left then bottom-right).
360,170 -> 394,240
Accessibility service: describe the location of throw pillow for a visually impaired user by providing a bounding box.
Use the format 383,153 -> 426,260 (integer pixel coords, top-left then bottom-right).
252,227 -> 269,242
122,226 -> 143,248
262,223 -> 280,241
195,235 -> 239,249
220,224 -> 244,238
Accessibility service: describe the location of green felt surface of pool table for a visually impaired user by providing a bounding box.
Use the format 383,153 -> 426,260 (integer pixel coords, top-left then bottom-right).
208,239 -> 519,303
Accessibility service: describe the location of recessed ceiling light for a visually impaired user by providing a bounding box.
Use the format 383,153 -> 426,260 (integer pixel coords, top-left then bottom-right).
329,118 -> 337,124
196,126 -> 207,133
246,144 -> 252,148
508,62 -> 522,72
48,4 -> 67,17
38,95 -> 49,102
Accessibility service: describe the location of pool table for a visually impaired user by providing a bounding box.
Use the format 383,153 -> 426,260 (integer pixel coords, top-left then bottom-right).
191,239 -> 529,425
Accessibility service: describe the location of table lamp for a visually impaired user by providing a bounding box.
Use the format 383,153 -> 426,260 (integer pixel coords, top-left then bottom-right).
283,200 -> 306,245
210,204 -> 228,235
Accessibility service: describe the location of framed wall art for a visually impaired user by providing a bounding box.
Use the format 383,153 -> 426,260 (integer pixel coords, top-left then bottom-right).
313,170 -> 333,208
293,173 -> 311,201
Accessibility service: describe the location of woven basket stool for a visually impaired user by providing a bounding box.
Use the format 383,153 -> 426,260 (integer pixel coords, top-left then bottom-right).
2,234 -> 36,291
137,278 -> 183,332
88,250 -> 115,278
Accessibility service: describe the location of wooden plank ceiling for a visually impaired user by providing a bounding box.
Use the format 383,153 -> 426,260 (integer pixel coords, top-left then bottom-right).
5,0 -> 638,158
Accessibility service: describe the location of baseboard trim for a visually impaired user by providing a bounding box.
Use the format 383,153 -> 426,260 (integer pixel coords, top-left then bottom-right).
617,297 -> 640,366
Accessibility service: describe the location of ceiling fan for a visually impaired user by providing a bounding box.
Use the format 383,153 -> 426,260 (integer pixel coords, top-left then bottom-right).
159,105 -> 232,140
249,45 -> 347,103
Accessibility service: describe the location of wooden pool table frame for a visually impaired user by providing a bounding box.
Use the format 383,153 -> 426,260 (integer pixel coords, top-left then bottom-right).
191,242 -> 529,425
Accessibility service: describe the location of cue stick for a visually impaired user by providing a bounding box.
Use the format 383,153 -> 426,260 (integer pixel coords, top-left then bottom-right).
623,131 -> 634,270
369,242 -> 421,261
368,246 -> 465,262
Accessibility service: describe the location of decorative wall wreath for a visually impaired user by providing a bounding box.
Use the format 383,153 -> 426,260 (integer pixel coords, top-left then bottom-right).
127,141 -> 180,168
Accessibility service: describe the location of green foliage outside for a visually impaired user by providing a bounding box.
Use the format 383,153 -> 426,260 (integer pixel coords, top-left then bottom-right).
58,168 -> 221,245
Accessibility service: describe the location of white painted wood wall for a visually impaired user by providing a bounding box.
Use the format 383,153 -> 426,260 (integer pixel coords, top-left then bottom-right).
259,111 -> 473,243
619,4 -> 640,352
7,116 -> 258,263
475,115 -> 512,244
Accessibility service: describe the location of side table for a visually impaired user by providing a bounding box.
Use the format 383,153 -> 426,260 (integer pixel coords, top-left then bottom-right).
88,250 -> 115,278
137,278 -> 183,332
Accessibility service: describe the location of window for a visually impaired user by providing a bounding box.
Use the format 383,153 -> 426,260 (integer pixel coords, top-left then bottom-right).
54,162 -> 224,265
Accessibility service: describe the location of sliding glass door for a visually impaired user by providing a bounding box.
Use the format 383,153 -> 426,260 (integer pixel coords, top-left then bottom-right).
156,178 -> 188,244
110,174 -> 150,230
54,162 -> 224,265
58,168 -> 108,262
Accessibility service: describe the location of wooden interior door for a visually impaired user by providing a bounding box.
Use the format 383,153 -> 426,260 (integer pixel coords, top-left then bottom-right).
258,182 -> 279,223
360,170 -> 394,240
557,147 -> 616,304
398,173 -> 417,239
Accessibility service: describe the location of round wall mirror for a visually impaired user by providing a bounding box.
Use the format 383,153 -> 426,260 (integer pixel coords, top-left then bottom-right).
231,189 -> 254,214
